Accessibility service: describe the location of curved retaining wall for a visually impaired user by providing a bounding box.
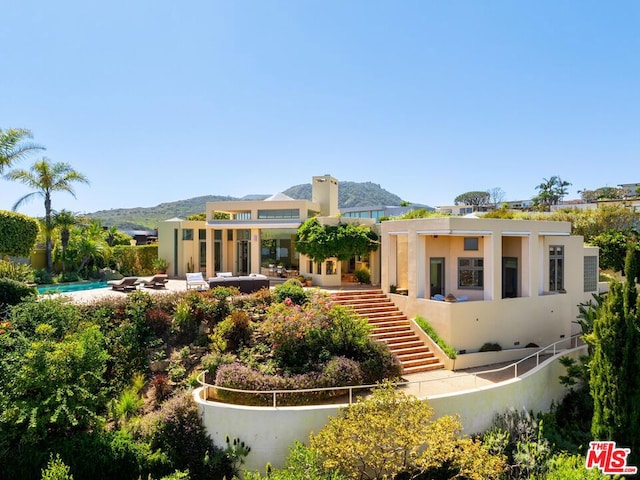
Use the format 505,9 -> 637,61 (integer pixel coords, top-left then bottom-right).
194,345 -> 586,473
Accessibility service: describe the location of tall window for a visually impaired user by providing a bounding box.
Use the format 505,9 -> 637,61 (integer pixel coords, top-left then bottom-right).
584,256 -> 597,292
549,245 -> 564,292
458,258 -> 483,289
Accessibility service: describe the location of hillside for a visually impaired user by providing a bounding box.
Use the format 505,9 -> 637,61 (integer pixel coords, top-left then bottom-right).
88,181 -> 410,230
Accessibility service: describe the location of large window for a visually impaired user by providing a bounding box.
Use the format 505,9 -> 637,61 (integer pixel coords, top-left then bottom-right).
258,209 -> 299,219
549,245 -> 564,292
458,258 -> 483,289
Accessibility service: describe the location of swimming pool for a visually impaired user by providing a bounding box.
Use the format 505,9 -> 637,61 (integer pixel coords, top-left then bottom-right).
37,281 -> 108,294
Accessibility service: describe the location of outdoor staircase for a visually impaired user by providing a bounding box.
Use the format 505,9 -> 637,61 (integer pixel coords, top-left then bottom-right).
330,289 -> 444,375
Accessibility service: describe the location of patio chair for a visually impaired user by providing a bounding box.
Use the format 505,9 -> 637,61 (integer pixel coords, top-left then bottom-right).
107,276 -> 139,292
138,273 -> 168,289
186,272 -> 209,291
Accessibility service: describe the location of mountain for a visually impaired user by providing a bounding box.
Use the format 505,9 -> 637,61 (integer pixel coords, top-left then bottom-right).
88,181 -> 411,230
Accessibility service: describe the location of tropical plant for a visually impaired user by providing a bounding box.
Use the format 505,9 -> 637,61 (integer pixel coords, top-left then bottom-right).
0,128 -> 44,174
7,158 -> 89,272
533,176 -> 571,211
152,257 -> 170,273
53,210 -> 78,274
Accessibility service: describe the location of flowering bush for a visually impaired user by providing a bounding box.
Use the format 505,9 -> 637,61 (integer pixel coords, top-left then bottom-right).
215,357 -> 363,406
260,294 -> 373,374
272,279 -> 309,305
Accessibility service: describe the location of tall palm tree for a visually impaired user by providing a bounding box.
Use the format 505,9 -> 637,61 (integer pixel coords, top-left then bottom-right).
7,158 -> 89,272
0,128 -> 44,174
53,209 -> 78,274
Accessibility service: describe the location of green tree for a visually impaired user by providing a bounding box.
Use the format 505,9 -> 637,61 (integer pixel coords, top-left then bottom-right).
0,128 -> 44,174
588,245 -> 640,461
533,176 -> 571,211
53,210 -> 78,274
590,230 -> 630,272
454,190 -> 490,206
7,158 -> 89,272
310,384 -> 504,479
295,218 -> 378,263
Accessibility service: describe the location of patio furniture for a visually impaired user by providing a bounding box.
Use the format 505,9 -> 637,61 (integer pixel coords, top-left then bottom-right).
186,272 -> 209,290
208,273 -> 269,294
107,276 -> 139,292
137,274 -> 168,289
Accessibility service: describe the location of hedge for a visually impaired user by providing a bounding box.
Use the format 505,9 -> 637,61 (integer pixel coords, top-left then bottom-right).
0,210 -> 39,257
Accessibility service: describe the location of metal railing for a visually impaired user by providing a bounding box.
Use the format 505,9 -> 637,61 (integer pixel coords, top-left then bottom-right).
197,334 -> 585,408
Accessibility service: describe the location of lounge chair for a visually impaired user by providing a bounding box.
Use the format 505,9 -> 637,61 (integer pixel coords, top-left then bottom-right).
138,274 -> 168,289
186,272 -> 209,291
107,276 -> 139,292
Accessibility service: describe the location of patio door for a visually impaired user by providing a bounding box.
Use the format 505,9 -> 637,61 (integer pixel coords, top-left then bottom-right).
502,257 -> 518,298
430,258 -> 445,297
235,229 -> 250,275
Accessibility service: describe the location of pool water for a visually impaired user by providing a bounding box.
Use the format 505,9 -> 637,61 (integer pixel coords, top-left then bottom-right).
37,281 -> 108,294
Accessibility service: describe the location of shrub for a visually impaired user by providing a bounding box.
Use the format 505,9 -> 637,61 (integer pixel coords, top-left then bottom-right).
215,361 -> 362,406
201,352 -> 237,383
353,267 -> 371,284
8,297 -> 80,337
0,259 -> 34,282
320,356 -> 363,387
414,315 -> 457,359
151,373 -> 171,402
172,299 -> 199,342
41,453 -> 74,480
210,310 -> 252,353
479,342 -> 503,352
0,278 -> 36,307
146,308 -> 172,337
34,268 -> 53,284
272,279 -> 309,305
139,392 -> 233,479
357,338 -> 403,383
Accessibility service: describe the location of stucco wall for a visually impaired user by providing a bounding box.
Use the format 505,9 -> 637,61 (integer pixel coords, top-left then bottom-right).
195,345 -> 586,474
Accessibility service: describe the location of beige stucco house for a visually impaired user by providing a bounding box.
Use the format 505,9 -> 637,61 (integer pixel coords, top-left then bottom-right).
158,175 -> 378,287
380,216 -> 599,353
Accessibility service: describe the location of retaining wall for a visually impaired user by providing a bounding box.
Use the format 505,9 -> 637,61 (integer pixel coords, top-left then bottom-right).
194,345 -> 586,474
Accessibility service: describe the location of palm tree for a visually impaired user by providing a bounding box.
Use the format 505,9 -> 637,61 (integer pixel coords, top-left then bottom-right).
7,158 -> 89,272
53,209 -> 78,274
0,128 -> 44,174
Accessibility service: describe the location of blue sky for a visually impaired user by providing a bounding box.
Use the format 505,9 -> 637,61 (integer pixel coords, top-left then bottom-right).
2,1 -> 638,218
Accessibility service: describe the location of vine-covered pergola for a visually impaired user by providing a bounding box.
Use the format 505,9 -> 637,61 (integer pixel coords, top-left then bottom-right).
295,218 -> 379,262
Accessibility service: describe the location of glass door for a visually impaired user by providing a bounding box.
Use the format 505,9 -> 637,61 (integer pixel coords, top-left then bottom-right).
502,257 -> 518,298
430,258 -> 445,297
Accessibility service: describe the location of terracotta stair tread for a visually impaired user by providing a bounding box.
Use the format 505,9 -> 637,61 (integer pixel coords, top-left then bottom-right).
331,289 -> 444,375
